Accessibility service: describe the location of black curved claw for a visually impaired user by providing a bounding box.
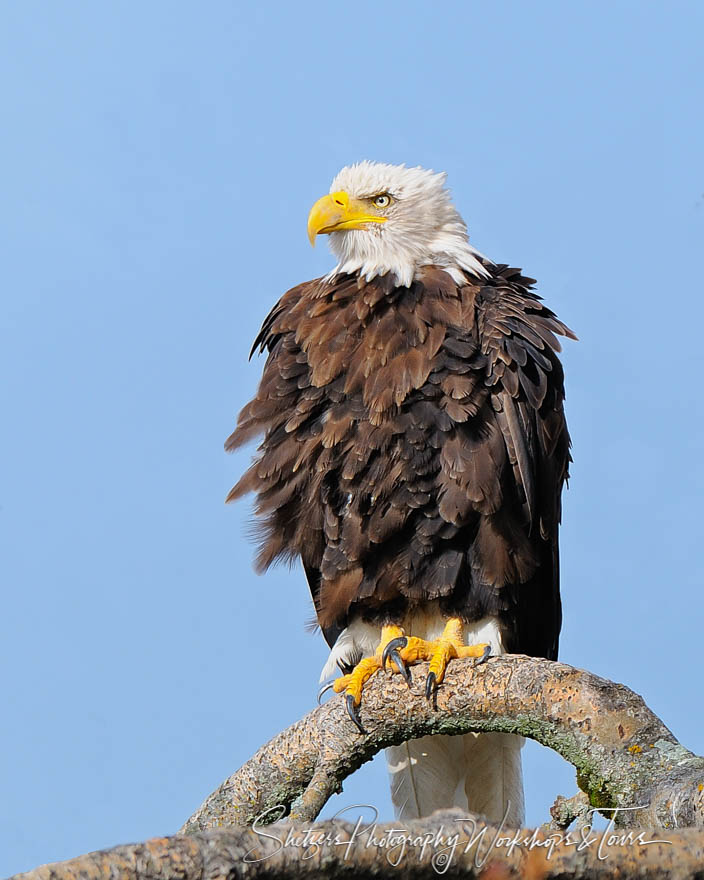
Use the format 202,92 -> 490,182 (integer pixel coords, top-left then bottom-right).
387,649 -> 412,686
474,644 -> 492,666
345,693 -> 366,734
425,670 -> 437,700
337,658 -> 355,676
381,636 -> 408,672
317,682 -> 335,705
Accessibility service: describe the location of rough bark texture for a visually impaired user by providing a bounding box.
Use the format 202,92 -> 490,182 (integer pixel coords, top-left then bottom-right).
12,815 -> 704,880
182,655 -> 704,832
12,655 -> 704,880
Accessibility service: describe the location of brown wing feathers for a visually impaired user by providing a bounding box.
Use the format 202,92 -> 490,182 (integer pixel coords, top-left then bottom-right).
226,264 -> 573,658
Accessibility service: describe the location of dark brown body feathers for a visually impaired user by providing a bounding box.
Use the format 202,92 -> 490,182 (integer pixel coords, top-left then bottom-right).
226,264 -> 574,660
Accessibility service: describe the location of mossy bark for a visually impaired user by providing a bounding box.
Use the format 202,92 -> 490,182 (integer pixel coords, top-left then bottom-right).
13,655 -> 704,880
181,654 -> 704,832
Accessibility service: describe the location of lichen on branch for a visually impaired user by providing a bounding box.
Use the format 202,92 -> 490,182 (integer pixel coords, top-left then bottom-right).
181,654 -> 704,833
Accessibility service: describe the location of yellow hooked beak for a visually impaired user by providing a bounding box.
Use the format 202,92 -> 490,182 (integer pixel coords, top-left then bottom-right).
307,191 -> 387,246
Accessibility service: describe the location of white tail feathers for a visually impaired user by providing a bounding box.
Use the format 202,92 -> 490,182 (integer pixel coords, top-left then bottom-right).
387,732 -> 525,825
319,608 -> 524,825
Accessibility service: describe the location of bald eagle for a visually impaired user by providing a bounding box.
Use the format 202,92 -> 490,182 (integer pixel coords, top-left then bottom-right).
227,162 -> 574,825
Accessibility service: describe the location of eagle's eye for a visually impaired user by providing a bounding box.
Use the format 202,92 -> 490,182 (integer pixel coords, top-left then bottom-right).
372,193 -> 392,209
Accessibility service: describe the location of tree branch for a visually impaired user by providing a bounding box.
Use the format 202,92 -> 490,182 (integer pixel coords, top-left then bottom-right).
13,655 -> 704,879
181,654 -> 704,832
13,813 -> 704,880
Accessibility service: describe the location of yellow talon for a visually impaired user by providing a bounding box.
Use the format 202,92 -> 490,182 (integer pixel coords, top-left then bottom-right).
332,654 -> 381,703
331,619 -> 490,733
386,617 -> 491,697
332,625 -> 407,732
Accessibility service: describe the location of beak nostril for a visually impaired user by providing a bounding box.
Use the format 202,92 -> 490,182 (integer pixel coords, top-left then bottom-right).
334,199 -> 344,206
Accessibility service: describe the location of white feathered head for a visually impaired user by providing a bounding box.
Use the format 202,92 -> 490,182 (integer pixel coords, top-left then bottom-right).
307,161 -> 488,287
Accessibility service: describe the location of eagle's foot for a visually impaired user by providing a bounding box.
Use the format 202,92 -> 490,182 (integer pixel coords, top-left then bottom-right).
381,617 -> 491,700
332,624 -> 407,734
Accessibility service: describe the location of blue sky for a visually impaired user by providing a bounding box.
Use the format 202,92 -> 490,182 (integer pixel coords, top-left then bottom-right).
1,1 -> 702,874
